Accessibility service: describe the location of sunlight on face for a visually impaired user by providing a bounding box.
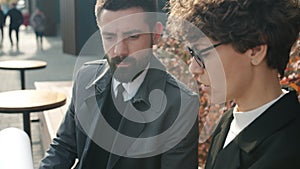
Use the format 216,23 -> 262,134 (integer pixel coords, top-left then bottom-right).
99,8 -> 154,82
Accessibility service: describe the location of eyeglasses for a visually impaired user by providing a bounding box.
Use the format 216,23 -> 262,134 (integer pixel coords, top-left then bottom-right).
187,42 -> 223,69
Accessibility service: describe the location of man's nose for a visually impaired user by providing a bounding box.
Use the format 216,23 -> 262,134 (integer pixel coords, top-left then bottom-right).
113,40 -> 129,57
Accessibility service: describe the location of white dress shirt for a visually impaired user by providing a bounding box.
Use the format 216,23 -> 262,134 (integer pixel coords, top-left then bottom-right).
223,90 -> 288,148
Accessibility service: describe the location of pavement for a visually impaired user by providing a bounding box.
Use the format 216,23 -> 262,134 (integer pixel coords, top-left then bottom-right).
0,25 -> 98,168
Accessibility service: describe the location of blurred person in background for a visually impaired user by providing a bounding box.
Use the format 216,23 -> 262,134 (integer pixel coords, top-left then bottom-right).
5,2 -> 23,50
30,8 -> 46,50
22,9 -> 30,30
0,7 -> 5,48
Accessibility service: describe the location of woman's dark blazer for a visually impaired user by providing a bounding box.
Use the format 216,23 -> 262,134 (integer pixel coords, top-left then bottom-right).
205,91 -> 300,169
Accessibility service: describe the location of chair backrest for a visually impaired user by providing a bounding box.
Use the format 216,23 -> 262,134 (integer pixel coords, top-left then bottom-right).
0,127 -> 34,169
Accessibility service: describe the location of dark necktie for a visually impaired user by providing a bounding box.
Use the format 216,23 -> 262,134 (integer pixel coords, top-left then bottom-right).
115,84 -> 126,111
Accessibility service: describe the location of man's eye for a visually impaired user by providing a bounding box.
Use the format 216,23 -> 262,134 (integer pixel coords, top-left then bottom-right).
103,36 -> 114,41
128,34 -> 140,39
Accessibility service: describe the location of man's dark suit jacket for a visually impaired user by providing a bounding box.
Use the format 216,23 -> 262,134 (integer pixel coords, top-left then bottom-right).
205,91 -> 300,169
39,56 -> 199,169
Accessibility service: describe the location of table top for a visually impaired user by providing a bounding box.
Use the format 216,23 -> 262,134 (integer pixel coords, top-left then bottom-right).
0,60 -> 47,70
0,90 -> 66,113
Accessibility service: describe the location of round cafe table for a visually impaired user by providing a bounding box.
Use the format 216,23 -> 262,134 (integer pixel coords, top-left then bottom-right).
0,60 -> 47,89
0,90 -> 66,140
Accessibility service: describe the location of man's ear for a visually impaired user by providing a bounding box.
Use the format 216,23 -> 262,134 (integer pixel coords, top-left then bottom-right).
152,22 -> 163,44
246,44 -> 268,66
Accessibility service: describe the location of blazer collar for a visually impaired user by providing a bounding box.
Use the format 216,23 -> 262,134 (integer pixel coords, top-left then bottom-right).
237,91 -> 300,153
85,60 -> 111,93
208,91 -> 300,169
207,109 -> 233,168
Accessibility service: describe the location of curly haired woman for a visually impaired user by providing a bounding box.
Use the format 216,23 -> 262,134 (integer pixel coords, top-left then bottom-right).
169,0 -> 300,168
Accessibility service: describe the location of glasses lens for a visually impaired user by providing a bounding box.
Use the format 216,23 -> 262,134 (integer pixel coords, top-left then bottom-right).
188,47 -> 205,68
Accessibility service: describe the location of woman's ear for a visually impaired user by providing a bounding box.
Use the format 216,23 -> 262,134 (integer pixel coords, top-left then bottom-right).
247,44 -> 268,66
152,22 -> 163,44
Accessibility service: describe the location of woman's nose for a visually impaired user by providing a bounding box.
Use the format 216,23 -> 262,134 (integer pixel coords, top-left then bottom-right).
189,57 -> 205,75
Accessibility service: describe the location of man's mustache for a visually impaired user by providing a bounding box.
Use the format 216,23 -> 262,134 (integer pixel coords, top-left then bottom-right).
110,56 -> 135,65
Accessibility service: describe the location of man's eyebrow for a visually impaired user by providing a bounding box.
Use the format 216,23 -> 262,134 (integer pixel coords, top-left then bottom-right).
123,29 -> 144,36
101,29 -> 145,37
102,32 -> 115,36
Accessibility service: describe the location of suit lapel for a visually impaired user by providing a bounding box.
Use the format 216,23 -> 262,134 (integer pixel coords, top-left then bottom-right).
106,115 -> 145,169
214,142 -> 241,169
206,110 -> 233,169
76,62 -> 112,168
76,89 -> 110,169
76,62 -> 111,136
106,90 -> 146,169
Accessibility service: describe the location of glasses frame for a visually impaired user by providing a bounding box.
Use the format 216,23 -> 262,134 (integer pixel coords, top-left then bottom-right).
187,42 -> 223,69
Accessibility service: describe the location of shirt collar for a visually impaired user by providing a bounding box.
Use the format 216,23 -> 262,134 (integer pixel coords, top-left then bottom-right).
112,64 -> 149,101
233,89 -> 288,130
223,90 -> 288,148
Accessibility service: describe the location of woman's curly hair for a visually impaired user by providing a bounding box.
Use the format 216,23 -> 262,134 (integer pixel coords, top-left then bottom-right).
168,0 -> 300,77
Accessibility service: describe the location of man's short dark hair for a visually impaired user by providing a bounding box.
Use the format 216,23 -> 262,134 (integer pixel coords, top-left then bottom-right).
95,0 -> 158,28
96,0 -> 158,13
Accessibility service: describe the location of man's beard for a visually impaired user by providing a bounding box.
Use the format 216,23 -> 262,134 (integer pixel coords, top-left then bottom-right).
108,55 -> 150,83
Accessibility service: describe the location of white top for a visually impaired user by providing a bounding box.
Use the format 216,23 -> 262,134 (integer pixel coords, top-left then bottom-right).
0,127 -> 34,169
223,90 -> 288,148
112,65 -> 149,102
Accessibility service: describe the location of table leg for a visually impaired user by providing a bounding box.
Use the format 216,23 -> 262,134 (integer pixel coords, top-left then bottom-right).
20,70 -> 25,90
21,71 -> 30,140
23,112 -> 31,140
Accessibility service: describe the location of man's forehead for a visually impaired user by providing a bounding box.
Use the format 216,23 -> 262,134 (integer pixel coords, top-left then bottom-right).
99,8 -> 149,30
101,20 -> 150,34
101,20 -> 148,33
